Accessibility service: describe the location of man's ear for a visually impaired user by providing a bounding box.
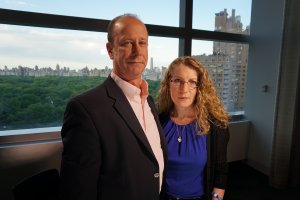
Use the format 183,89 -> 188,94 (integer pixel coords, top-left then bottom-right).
106,42 -> 114,59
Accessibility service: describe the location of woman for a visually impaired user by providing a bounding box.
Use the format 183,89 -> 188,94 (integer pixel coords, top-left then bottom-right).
157,56 -> 229,200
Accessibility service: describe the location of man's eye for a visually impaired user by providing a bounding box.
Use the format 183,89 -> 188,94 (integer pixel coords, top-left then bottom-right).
121,41 -> 132,46
139,41 -> 147,46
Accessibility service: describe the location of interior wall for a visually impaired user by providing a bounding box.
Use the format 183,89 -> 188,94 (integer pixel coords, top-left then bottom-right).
227,120 -> 250,162
244,0 -> 286,174
270,0 -> 300,188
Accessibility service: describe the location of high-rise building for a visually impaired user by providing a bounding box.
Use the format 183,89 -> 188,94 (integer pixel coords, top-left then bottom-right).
194,9 -> 249,112
150,57 -> 154,70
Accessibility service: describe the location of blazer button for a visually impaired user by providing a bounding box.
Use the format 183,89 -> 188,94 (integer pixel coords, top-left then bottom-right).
154,173 -> 159,178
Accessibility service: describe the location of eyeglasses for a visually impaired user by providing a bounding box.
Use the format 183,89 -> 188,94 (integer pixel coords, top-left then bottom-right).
170,78 -> 199,89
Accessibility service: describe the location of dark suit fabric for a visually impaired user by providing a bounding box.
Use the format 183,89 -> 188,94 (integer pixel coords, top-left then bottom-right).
59,76 -> 168,200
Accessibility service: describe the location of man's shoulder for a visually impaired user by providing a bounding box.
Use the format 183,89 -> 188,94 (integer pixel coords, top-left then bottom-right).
71,77 -> 112,103
77,82 -> 105,98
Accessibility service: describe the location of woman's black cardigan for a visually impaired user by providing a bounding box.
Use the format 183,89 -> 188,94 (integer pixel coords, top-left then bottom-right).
159,114 -> 230,200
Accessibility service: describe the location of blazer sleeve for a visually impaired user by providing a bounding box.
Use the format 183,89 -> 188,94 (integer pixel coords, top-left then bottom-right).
59,98 -> 101,200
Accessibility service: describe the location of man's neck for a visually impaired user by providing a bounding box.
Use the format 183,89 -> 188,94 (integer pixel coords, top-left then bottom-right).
127,78 -> 142,88
112,70 -> 142,88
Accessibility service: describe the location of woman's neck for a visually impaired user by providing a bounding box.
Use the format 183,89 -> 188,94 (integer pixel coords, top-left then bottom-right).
171,106 -> 196,125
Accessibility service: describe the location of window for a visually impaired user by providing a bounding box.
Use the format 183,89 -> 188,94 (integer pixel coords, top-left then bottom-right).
0,0 -> 179,27
0,25 -> 178,131
192,40 -> 249,113
193,0 -> 252,35
0,0 -> 251,134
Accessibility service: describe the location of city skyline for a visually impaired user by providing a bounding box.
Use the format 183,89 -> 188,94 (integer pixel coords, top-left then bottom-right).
0,0 -> 252,70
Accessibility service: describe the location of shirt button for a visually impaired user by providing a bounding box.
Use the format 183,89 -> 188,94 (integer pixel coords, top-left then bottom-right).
154,173 -> 159,178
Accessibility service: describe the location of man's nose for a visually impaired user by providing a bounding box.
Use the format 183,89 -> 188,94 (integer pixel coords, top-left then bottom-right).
132,43 -> 141,55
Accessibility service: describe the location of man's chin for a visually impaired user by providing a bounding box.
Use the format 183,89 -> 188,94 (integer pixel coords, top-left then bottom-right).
128,63 -> 146,68
130,65 -> 146,73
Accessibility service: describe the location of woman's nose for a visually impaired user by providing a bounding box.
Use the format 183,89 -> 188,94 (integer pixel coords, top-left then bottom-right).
179,82 -> 189,91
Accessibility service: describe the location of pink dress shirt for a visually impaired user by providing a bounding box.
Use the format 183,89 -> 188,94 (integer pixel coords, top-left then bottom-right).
111,72 -> 164,191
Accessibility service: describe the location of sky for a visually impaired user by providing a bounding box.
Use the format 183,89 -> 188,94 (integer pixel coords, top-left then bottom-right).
0,0 -> 252,70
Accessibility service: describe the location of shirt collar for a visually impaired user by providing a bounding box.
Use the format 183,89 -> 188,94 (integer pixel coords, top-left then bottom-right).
110,72 -> 149,102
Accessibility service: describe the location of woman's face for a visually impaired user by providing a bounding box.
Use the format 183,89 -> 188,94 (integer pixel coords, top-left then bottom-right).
169,64 -> 198,111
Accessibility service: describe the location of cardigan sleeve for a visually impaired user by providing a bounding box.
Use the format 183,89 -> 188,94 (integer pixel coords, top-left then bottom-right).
212,124 -> 230,189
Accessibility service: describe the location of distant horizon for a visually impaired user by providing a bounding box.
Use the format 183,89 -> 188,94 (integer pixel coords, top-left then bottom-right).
0,52 -> 212,70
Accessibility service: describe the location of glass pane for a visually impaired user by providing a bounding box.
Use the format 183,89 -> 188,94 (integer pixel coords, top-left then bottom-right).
0,0 -> 179,27
193,0 -> 252,35
0,25 -> 107,69
0,25 -> 178,132
192,40 -> 248,113
148,37 -> 179,73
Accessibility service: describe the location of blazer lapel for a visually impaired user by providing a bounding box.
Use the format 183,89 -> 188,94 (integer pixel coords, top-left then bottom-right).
104,76 -> 155,159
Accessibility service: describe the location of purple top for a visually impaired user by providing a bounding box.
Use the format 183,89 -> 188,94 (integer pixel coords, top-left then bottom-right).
162,117 -> 207,199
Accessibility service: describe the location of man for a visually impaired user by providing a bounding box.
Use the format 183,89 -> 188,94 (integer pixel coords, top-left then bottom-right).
59,14 -> 167,200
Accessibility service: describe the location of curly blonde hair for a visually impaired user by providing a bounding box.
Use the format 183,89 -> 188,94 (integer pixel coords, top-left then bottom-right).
157,56 -> 229,134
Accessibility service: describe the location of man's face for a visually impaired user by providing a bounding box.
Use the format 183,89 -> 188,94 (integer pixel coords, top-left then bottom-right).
106,17 -> 148,81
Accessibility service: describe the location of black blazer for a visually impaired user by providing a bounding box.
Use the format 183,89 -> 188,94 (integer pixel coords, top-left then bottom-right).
59,76 -> 168,200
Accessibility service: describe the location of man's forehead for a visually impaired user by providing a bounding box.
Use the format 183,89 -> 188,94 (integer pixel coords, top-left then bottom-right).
118,35 -> 148,41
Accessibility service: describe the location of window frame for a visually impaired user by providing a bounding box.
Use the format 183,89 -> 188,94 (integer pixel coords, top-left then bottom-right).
0,0 -> 250,137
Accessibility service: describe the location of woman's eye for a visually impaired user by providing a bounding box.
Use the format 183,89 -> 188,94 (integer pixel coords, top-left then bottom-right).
173,79 -> 182,83
189,80 -> 197,85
